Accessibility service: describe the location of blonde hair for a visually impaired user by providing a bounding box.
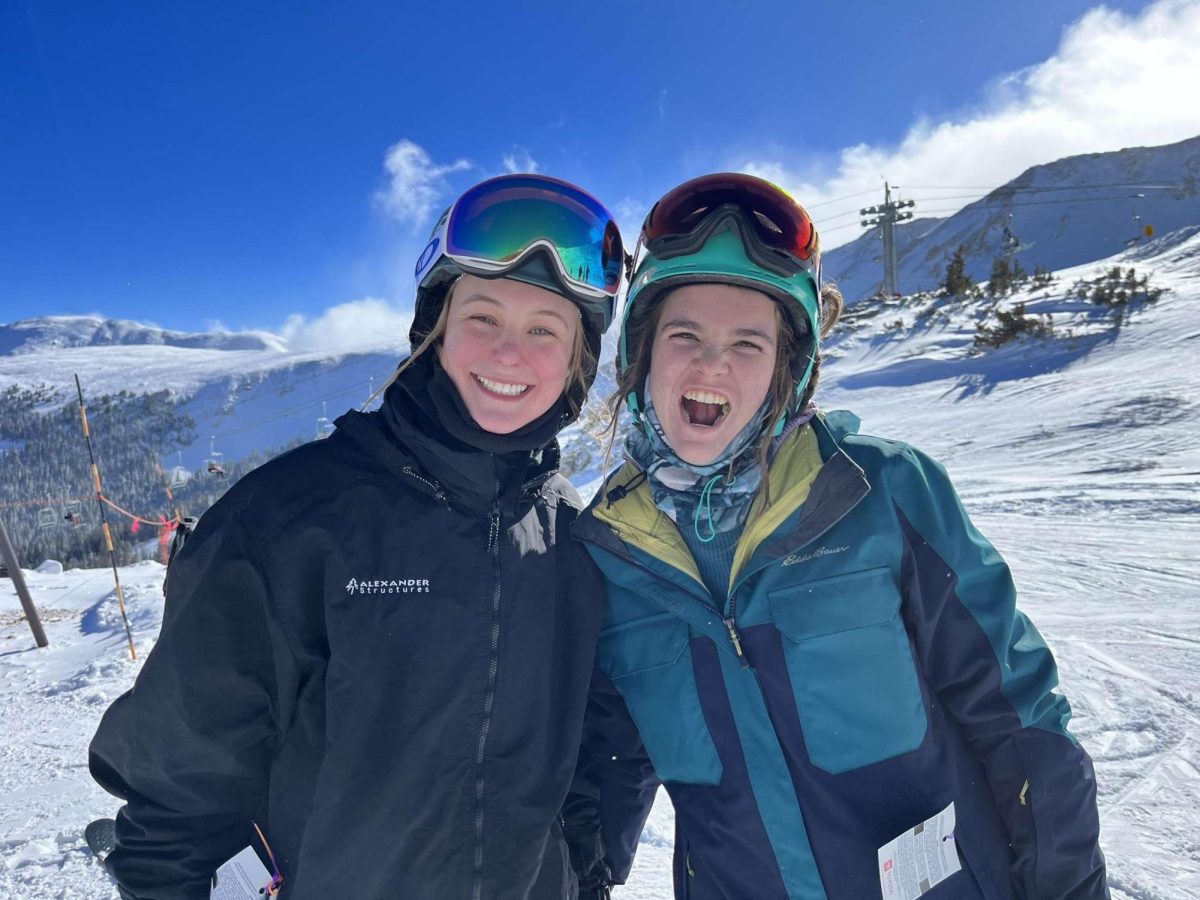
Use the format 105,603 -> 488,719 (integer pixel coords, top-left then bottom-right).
363,277 -> 593,418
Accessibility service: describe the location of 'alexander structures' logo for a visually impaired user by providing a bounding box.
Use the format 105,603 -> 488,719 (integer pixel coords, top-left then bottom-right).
345,577 -> 431,595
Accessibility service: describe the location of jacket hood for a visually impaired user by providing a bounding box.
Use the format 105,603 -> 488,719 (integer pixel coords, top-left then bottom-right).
333,356 -> 561,517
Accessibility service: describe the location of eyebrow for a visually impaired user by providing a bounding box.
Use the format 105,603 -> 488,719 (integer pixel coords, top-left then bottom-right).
661,317 -> 776,343
458,294 -> 573,327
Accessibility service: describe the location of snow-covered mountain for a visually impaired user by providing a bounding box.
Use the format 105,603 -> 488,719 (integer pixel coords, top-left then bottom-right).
824,134 -> 1200,302
0,319 -> 406,473
0,316 -> 288,356
2,136 -> 1198,487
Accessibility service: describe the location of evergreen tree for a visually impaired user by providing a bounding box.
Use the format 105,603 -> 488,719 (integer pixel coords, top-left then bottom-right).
987,256 -> 1013,296
0,387 -> 304,569
942,245 -> 973,296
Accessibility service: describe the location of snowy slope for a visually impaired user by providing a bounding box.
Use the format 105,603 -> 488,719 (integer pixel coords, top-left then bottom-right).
615,230 -> 1200,899
823,134 -> 1200,302
0,316 -> 408,472
2,229 -> 1198,898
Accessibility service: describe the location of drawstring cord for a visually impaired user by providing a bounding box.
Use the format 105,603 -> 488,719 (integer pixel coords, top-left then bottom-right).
605,469 -> 648,507
693,460 -> 736,544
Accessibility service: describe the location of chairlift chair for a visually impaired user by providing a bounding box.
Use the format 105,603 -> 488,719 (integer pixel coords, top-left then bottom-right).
62,501 -> 84,527
205,436 -> 226,478
37,507 -> 58,529
315,401 -> 333,440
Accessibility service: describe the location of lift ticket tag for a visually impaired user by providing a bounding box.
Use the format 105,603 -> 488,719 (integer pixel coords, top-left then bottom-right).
210,845 -> 273,900
878,801 -> 961,899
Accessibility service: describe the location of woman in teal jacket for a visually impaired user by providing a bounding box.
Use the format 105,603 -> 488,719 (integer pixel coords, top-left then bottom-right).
565,174 -> 1108,899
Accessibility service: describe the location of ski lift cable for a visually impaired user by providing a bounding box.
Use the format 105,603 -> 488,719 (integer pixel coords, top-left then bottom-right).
184,352 -> 395,444
189,353 -> 399,443
803,188 -> 881,210
901,187 -> 1177,208
207,372 -> 394,441
828,185 -> 1173,238
0,494 -> 93,510
898,180 -> 1185,193
819,179 -> 1188,233
915,192 -> 1157,216
835,190 -> 1169,234
257,350 -> 384,394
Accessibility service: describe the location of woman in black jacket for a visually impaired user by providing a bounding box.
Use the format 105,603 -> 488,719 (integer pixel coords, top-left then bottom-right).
89,174 -> 626,900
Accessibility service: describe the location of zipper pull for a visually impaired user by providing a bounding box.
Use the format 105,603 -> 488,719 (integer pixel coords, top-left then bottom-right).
723,617 -> 750,667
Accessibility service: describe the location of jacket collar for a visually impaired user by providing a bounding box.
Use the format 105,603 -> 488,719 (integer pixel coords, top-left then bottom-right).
333,366 -> 561,518
578,413 -> 870,588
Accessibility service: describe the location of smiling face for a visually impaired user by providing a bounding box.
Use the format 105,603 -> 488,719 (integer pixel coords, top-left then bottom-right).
646,283 -> 781,465
436,274 -> 580,434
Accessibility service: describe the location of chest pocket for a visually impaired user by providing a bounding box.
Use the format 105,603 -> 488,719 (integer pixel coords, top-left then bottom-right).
770,566 -> 927,774
596,611 -> 722,785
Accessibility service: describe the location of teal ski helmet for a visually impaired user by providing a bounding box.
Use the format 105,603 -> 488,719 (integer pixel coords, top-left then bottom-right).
620,173 -> 823,426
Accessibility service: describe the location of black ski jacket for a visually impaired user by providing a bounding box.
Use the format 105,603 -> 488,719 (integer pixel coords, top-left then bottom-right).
89,372 -> 605,899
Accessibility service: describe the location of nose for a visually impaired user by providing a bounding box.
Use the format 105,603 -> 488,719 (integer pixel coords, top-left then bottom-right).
492,329 -> 523,366
691,342 -> 729,375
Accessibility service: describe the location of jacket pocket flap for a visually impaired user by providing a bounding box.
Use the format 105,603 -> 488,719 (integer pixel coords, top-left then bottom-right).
598,613 -> 689,678
770,566 -> 900,641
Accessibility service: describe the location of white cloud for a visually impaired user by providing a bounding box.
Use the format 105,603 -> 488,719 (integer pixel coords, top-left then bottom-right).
501,147 -> 541,174
741,0 -> 1200,249
280,297 -> 412,354
376,139 -> 472,229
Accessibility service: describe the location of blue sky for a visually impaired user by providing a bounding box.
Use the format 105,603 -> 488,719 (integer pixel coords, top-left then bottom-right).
3,0 -> 1197,347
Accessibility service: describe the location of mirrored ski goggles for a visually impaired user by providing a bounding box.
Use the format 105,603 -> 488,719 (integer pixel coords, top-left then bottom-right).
417,174 -> 626,301
637,173 -> 821,281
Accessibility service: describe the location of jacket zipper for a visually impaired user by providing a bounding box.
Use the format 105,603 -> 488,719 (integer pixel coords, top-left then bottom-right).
575,530 -> 750,665
581,480 -> 863,669
400,465 -> 450,508
472,494 -> 503,900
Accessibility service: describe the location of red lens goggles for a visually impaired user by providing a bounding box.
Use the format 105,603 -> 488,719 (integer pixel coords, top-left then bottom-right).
640,172 -> 820,270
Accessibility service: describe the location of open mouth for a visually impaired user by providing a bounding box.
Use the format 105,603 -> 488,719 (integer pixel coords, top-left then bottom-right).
680,390 -> 730,427
474,374 -> 531,397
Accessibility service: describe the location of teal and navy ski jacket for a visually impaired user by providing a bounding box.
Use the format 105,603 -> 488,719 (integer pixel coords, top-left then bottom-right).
565,412 -> 1108,900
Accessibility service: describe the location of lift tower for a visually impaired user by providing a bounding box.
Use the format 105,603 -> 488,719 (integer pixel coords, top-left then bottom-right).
860,183 -> 915,296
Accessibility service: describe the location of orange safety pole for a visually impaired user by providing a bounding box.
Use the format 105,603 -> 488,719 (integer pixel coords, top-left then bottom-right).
74,374 -> 137,661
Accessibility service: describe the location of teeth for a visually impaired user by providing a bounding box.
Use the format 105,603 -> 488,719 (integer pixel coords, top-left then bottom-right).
476,375 -> 530,396
683,390 -> 729,406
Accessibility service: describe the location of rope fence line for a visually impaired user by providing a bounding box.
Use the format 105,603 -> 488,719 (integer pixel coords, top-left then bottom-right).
2,489 -> 182,524
100,496 -> 181,528
2,493 -> 181,526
